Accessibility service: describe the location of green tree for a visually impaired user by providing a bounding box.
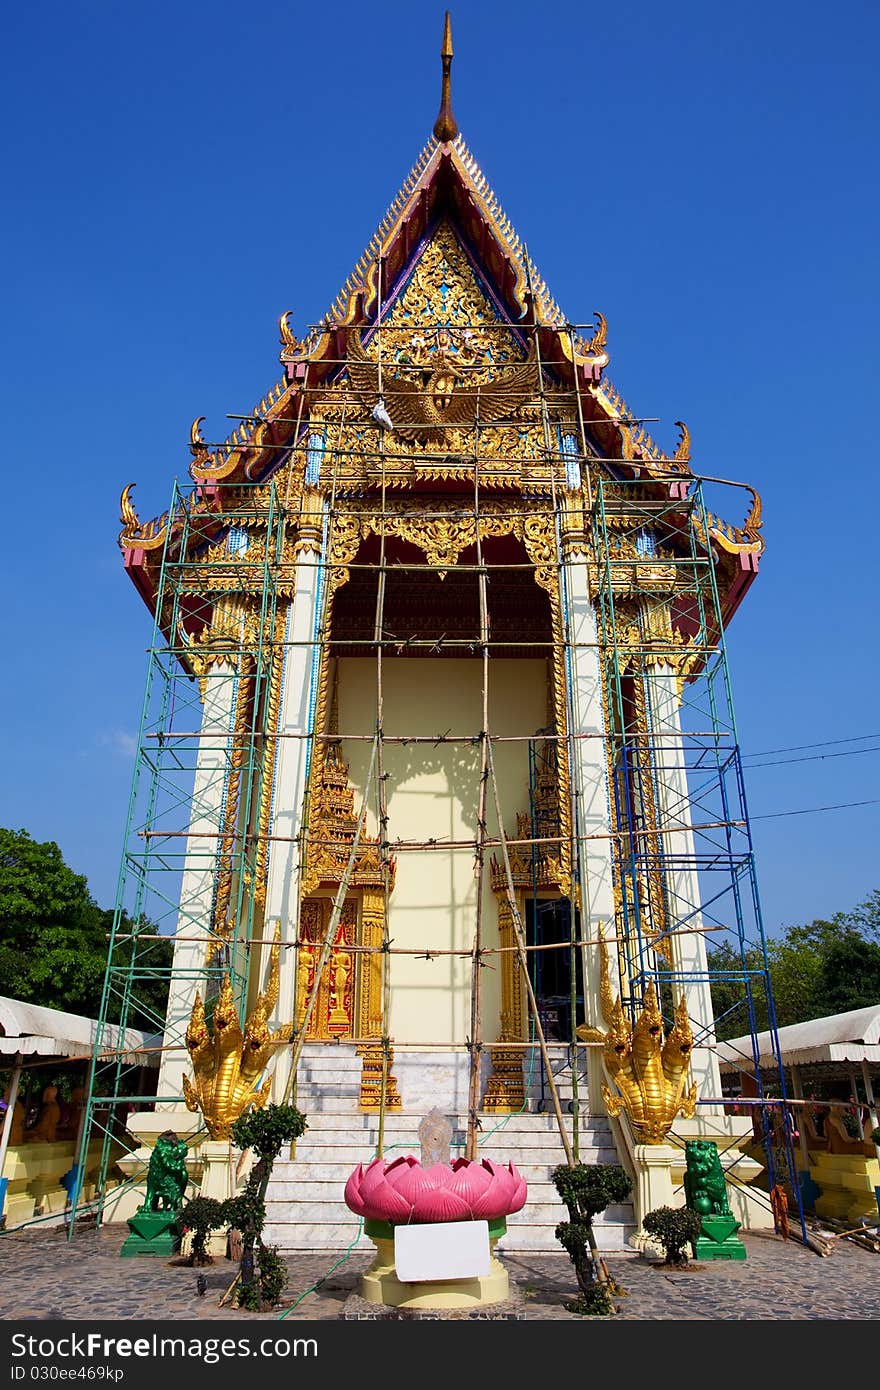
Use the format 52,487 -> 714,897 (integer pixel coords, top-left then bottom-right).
703,939 -> 763,1041
551,1162 -> 632,1315
226,1105 -> 308,1310
817,931 -> 880,1014
840,888 -> 880,940
0,826 -> 170,1027
0,827 -> 108,1015
708,889 -> 880,1037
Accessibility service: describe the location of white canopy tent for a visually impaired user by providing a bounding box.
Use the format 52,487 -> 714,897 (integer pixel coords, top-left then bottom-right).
717,1004 -> 880,1152
717,1004 -> 880,1072
0,995 -> 161,1064
0,995 -> 161,1186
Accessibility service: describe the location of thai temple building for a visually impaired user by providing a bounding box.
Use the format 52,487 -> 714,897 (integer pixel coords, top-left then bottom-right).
80,17 -> 795,1253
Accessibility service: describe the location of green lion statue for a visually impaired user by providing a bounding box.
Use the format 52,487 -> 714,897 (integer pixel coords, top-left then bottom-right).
684,1139 -> 731,1217
141,1130 -> 189,1213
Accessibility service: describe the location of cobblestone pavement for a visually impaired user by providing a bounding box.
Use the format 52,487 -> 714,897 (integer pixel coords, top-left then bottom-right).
0,1225 -> 878,1322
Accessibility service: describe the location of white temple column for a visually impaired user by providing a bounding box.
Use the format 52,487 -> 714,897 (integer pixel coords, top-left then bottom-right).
562,553 -> 615,1110
644,663 -> 722,1107
266,492 -> 327,1101
157,659 -> 237,1099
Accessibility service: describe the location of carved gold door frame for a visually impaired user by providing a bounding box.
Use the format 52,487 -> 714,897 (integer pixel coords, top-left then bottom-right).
482,889 -> 528,1113
295,898 -> 358,1040
294,891 -> 402,1111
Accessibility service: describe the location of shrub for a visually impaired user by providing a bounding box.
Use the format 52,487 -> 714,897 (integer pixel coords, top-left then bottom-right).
642,1205 -> 703,1266
226,1103 -> 307,1311
256,1243 -> 288,1307
551,1163 -> 633,1315
552,1162 -> 633,1223
233,1243 -> 288,1312
178,1196 -> 225,1266
230,1104 -> 307,1161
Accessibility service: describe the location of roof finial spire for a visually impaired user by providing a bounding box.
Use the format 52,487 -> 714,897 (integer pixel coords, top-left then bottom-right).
433,11 -> 459,143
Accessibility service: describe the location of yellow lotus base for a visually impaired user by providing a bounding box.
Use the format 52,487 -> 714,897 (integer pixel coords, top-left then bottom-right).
360,1231 -> 510,1309
1,1140 -> 110,1229
811,1151 -> 880,1224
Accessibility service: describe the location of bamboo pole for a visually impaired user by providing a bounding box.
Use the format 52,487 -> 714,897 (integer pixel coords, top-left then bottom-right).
147,730 -> 732,743
373,268 -> 394,1159
465,399 -> 490,1161
115,922 -> 728,948
485,732 -> 574,1167
140,816 -> 748,845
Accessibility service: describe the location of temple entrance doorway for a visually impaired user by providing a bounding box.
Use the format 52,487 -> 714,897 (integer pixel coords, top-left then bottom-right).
525,898 -> 584,1043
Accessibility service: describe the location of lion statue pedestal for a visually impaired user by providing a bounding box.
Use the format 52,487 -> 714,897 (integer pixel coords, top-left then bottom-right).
684,1139 -> 747,1261
120,1130 -> 189,1258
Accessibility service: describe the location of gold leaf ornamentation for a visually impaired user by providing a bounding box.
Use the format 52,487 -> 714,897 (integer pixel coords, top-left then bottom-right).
577,927 -> 696,1143
182,926 -> 293,1140
118,483 -> 168,552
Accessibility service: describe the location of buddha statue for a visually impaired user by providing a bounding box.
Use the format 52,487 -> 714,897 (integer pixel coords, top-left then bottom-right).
2,1087 -> 25,1145
26,1084 -> 61,1143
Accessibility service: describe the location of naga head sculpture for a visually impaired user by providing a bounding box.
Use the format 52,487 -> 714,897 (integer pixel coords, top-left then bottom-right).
577,926 -> 697,1144
663,994 -> 695,1074
182,926 -> 294,1140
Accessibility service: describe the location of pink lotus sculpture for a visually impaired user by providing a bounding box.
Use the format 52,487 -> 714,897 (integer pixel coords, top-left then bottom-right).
344,1155 -> 528,1224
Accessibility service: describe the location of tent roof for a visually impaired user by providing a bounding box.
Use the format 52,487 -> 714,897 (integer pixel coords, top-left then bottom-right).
717,1003 -> 880,1071
0,996 -> 161,1066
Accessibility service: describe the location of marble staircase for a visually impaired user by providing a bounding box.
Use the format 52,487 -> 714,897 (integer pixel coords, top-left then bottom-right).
263,1044 -> 636,1252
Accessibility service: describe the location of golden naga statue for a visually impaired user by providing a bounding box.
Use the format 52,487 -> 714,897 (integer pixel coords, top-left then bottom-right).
577,928 -> 697,1144
182,927 -> 294,1139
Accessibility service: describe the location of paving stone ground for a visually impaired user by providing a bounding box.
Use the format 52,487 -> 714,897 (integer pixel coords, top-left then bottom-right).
0,1224 -> 878,1322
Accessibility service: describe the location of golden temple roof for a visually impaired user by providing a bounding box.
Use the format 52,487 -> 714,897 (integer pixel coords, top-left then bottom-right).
118,14 -> 764,627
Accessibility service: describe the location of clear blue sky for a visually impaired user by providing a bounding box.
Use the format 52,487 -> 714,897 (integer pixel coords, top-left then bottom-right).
2,1 -> 877,936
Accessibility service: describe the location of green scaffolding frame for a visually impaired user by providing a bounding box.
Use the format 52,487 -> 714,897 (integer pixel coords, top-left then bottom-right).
68,481 -> 286,1229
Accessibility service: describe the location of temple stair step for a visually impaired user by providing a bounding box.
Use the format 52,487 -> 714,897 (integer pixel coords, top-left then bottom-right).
264,1107 -> 635,1253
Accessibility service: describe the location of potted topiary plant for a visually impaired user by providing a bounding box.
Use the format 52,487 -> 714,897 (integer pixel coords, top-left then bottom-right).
551,1162 -> 632,1315
642,1204 -> 703,1267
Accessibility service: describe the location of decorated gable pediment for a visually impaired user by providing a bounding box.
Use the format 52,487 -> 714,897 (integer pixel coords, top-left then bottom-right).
319,222 -> 542,449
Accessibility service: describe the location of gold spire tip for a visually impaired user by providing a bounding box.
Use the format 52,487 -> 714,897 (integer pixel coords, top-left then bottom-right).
441,10 -> 453,58
433,11 -> 459,143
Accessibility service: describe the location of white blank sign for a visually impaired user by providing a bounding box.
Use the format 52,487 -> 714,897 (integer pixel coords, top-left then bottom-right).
394,1221 -> 491,1282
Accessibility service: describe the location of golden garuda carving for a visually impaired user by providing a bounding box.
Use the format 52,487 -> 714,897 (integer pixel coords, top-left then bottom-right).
182,926 -> 293,1139
577,927 -> 697,1143
345,327 -> 538,440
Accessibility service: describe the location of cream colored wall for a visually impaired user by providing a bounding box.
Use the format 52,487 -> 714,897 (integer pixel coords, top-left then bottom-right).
338,658 -> 546,1045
